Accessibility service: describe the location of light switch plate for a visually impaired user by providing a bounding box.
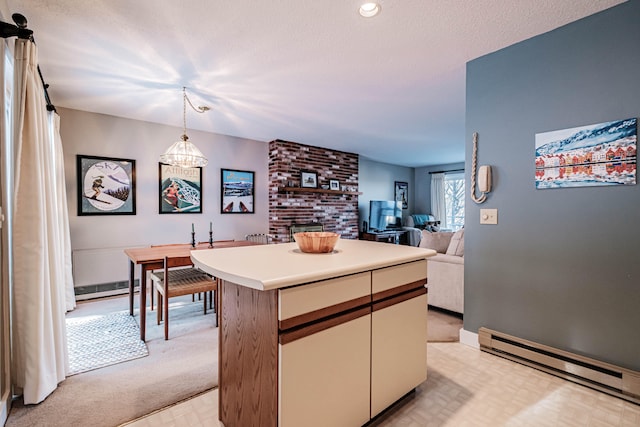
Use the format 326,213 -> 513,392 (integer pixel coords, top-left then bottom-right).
480,208 -> 498,225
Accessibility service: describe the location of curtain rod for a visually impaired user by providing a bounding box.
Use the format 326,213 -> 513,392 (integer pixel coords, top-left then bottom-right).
37,65 -> 56,112
428,168 -> 465,175
1,13 -> 56,112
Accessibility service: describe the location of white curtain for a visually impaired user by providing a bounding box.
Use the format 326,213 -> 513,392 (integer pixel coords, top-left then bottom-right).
430,172 -> 445,225
11,38 -> 74,404
52,113 -> 76,311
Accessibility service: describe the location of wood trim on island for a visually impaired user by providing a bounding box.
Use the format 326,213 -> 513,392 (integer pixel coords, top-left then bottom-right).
278,295 -> 371,332
279,306 -> 371,345
372,287 -> 427,313
219,281 -> 278,427
372,279 -> 427,303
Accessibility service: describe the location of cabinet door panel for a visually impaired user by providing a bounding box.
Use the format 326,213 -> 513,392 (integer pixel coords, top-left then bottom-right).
371,293 -> 427,417
279,315 -> 371,427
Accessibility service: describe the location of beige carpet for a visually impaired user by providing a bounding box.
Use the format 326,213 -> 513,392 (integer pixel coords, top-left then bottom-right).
427,307 -> 463,342
6,294 -> 217,427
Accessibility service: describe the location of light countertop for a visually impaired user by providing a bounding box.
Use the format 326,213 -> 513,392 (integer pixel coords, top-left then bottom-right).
191,239 -> 436,291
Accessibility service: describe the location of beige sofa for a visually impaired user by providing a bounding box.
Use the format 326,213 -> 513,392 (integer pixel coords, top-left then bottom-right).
419,229 -> 464,314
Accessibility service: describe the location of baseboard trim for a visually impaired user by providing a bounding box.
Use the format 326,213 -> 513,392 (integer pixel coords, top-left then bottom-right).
459,328 -> 479,348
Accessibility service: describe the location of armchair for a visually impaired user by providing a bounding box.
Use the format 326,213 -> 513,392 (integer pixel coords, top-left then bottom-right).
405,214 -> 440,231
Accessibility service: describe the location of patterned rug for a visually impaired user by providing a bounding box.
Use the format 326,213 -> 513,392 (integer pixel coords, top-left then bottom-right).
66,311 -> 149,376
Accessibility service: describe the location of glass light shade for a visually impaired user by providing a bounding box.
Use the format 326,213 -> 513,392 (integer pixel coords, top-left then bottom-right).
159,135 -> 208,168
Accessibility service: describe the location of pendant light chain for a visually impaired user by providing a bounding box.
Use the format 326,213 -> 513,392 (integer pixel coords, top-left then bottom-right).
159,86 -> 209,168
182,87 -> 188,141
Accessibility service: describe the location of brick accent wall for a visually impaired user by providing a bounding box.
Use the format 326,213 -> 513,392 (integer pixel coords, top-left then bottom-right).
268,139 -> 359,243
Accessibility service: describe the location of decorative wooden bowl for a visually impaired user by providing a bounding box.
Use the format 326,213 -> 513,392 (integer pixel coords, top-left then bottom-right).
293,232 -> 340,253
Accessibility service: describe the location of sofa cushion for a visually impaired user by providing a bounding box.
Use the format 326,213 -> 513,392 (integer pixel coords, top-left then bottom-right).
419,231 -> 453,254
429,253 -> 464,265
446,229 -> 464,256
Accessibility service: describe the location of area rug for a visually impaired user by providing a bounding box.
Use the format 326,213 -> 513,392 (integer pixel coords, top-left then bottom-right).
427,308 -> 463,342
66,311 -> 148,375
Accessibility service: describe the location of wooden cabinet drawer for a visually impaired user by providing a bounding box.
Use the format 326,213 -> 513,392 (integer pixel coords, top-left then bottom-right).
371,259 -> 427,294
278,272 -> 370,328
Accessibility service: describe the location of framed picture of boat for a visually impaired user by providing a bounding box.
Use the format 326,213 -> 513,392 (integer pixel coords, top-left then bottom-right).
221,168 -> 254,214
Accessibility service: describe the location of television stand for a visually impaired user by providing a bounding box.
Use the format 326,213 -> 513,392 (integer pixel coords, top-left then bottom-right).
360,230 -> 407,245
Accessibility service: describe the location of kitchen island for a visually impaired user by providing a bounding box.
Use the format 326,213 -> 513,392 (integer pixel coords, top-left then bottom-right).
192,239 -> 436,427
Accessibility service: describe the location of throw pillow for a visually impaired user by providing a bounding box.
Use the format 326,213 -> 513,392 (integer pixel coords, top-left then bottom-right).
419,231 -> 453,253
446,229 -> 464,256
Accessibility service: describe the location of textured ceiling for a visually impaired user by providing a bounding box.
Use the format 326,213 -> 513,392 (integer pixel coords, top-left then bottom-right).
3,0 -> 626,167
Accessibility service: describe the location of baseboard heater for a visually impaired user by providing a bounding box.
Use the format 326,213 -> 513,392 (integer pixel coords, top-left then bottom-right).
74,280 -> 139,301
478,327 -> 640,405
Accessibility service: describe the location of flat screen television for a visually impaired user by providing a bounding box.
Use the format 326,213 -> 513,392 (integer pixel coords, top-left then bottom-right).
368,200 -> 402,232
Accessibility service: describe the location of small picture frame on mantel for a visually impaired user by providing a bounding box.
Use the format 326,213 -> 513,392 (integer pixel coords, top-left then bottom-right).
329,179 -> 340,191
300,170 -> 318,188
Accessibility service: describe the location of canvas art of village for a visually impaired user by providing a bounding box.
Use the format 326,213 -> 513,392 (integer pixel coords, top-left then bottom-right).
535,118 -> 637,189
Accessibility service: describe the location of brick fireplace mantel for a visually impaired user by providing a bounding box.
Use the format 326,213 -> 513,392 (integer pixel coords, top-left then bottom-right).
268,139 -> 360,243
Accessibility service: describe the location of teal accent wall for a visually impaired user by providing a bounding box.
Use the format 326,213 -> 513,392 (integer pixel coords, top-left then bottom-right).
465,0 -> 640,370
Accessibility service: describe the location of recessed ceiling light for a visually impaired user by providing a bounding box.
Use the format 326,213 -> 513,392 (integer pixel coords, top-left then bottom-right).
359,2 -> 381,18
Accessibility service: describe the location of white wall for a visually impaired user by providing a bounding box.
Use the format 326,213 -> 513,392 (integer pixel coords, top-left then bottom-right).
0,2 -> 8,21
60,108 -> 269,251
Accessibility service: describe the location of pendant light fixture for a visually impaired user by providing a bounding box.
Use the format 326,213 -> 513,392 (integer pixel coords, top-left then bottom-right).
160,87 -> 209,168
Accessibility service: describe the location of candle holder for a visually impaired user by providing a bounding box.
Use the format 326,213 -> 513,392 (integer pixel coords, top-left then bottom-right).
208,231 -> 213,248
191,231 -> 196,249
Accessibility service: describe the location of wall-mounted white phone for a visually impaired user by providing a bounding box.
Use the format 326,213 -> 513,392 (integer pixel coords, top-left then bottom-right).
478,165 -> 492,193
471,132 -> 491,204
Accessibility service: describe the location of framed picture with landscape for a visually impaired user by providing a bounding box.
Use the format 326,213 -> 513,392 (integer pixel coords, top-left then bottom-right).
221,168 -> 254,213
159,163 -> 203,213
77,155 -> 136,216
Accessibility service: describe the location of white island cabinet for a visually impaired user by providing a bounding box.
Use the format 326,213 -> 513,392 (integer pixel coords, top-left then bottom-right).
191,239 -> 436,427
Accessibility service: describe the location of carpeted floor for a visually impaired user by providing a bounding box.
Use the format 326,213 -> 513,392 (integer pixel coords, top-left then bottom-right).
6,293 -> 218,427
